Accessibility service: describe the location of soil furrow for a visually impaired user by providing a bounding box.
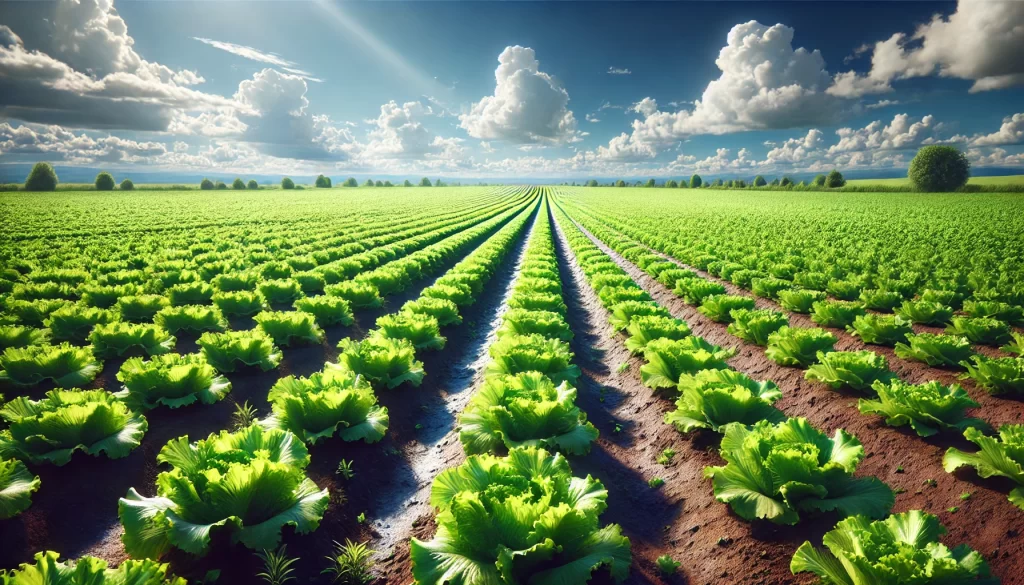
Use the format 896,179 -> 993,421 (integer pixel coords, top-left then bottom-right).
564,214 -> 1024,585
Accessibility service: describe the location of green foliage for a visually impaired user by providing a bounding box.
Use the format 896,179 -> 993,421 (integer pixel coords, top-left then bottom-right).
0,551 -> 186,585
336,337 -> 425,389
705,418 -> 893,525
960,355 -> 1024,395
265,367 -> 388,444
485,333 -> 581,385
344,177 -> 358,187
656,555 -> 681,575
0,342 -> 102,387
791,510 -> 993,584
0,389 -> 147,465
859,379 -> 990,437
200,178 -> 214,190
498,308 -> 574,342
25,162 -> 58,191
666,369 -> 784,433
896,299 -> 954,325
120,178 -> 134,190
254,310 -> 324,347
0,457 -> 40,519
608,300 -> 670,330
213,291 -> 267,318
805,350 -> 894,392
167,282 -> 214,306
908,145 -> 971,192
373,312 -> 446,351
258,279 -> 304,305
232,178 -> 246,190
698,294 -> 755,323
0,325 -> 49,350
116,353 -> 231,410
963,300 -> 1024,326
847,314 -> 913,346
95,172 -> 116,191
825,169 -> 846,188
118,424 -> 329,558
858,288 -> 904,312
315,174 -> 332,188
154,305 -> 228,334
726,308 -> 788,345
89,322 -> 175,358
894,333 -> 974,367
639,337 -> 735,391
945,316 -> 1012,346
624,314 -> 691,353
401,297 -> 462,327
198,329 -> 282,372
751,277 -> 793,300
255,545 -> 298,585
45,304 -> 117,342
294,295 -> 354,327
248,179 -> 259,189
410,447 -> 631,584
326,281 -> 382,309
765,326 -> 836,367
322,539 -> 376,585
1003,331 -> 1024,355
690,174 -> 702,188
419,177 -> 432,186
811,300 -> 866,328
943,425 -> 1024,511
281,177 -> 295,189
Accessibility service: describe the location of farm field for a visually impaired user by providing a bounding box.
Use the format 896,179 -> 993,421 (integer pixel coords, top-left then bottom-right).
845,175 -> 1024,187
2,185 -> 1024,585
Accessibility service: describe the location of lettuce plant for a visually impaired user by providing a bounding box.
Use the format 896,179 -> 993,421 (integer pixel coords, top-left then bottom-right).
675,278 -> 726,305
422,282 -> 474,307
751,277 -> 793,300
154,305 -> 228,334
945,316 -> 1012,346
293,295 -> 354,327
858,289 -> 904,312
45,304 -> 117,342
4,299 -> 72,327
658,268 -> 698,289
485,333 -> 581,385
197,329 -> 282,372
608,300 -> 670,330
894,333 -> 974,368
0,325 -> 48,350
1003,331 -> 1024,356
847,314 -> 913,346
862,377 -> 992,438
963,300 -> 1024,326
212,290 -> 267,318
811,300 -> 866,328
1,551 -> 187,585
727,308 -> 788,346
116,294 -> 170,323
624,314 -> 691,354
698,294 -> 756,323
402,297 -> 462,327
921,288 -> 965,309
373,312 -> 446,351
944,425 -> 1024,511
79,283 -> 141,308
639,337 -> 735,391
293,272 -> 326,294
960,355 -> 1024,395
459,371 -> 598,455
336,336 -> 425,389
508,291 -> 568,315
666,369 -> 785,434
0,457 -> 40,519
597,286 -> 650,307
116,353 -> 232,410
258,279 -> 304,305
213,271 -> 259,292
766,326 -> 837,367
90,322 -> 176,358
826,279 -> 861,301
791,510 -> 995,585
119,424 -> 329,558
705,418 -> 893,525
804,350 -> 893,392
778,289 -> 826,314
497,308 -> 574,342
0,342 -> 102,387
254,310 -> 324,347
166,282 -> 214,306
264,367 -> 388,444
410,446 -> 631,584
0,389 -> 147,465
325,281 -> 382,309
896,299 -> 954,326
514,277 -> 561,296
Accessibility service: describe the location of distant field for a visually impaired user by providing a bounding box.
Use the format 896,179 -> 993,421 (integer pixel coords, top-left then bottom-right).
846,174 -> 1024,187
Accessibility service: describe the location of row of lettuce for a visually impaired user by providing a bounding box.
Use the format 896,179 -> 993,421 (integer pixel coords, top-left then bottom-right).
407,197 -> 632,584
562,196 -> 1024,513
0,191 -> 543,582
549,197 -> 1002,583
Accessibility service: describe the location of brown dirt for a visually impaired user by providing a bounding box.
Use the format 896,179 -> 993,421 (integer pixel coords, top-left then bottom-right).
563,215 -> 1024,585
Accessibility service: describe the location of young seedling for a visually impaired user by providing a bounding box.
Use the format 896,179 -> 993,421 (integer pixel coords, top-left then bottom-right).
232,400 -> 258,431
336,459 -> 355,480
255,545 -> 298,585
648,477 -> 665,488
356,512 -> 366,524
657,447 -> 676,465
616,361 -> 630,374
322,539 -> 376,585
656,555 -> 681,575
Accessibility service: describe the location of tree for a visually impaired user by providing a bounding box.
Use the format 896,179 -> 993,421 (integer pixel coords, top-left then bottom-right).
434,178 -> 443,187
200,178 -> 214,190
825,169 -> 846,188
420,177 -> 432,187
364,179 -> 375,187
645,178 -> 657,188
383,180 -> 393,187
120,179 -> 134,191
315,174 -> 331,188
770,178 -> 780,186
247,180 -> 259,189
797,180 -> 807,187
678,179 -> 687,188
24,162 -> 58,191
725,180 -> 734,188
813,174 -> 827,186
753,175 -> 767,187
215,181 -> 228,190
735,179 -> 746,188
232,178 -> 246,190
343,177 -> 358,187
95,171 -> 115,191
780,177 -> 793,187
403,179 -> 413,187
713,178 -> 723,187
375,180 -> 384,187
666,179 -> 678,188
689,174 -> 702,188
615,180 -> 626,187
586,179 -> 599,187
281,177 -> 295,190
908,145 -> 970,192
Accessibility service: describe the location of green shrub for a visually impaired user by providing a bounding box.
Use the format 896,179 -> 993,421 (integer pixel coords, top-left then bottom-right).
95,172 -> 115,191
281,177 -> 295,189
824,169 -> 845,188
200,178 -> 214,190
24,162 -> 58,191
232,178 -> 246,190
247,179 -> 259,189
120,179 -> 134,191
907,145 -> 970,192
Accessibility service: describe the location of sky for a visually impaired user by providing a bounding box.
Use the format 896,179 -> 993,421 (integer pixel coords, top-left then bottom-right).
1,0 -> 1023,181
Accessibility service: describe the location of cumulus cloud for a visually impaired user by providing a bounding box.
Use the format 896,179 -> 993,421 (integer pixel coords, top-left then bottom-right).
691,148 -> 757,173
968,147 -> 1024,167
360,100 -> 463,160
829,0 -> 1024,96
595,132 -> 656,162
607,67 -> 631,75
970,113 -> 1024,146
0,122 -> 167,164
0,2 -> 236,132
460,46 -> 578,144
865,99 -> 902,110
763,129 -> 825,164
828,113 -> 962,154
630,98 -> 658,117
585,114 -> 600,123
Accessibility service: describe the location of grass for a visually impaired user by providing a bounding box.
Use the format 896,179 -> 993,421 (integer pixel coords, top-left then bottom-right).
846,175 -> 1024,187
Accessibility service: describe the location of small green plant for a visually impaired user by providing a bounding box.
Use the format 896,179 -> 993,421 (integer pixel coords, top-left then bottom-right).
960,491 -> 972,501
648,477 -> 665,488
657,447 -> 676,465
655,554 -> 681,575
356,512 -> 366,523
231,400 -> 258,431
616,361 -> 630,374
322,539 -> 376,584
336,459 -> 355,480
947,506 -> 959,514
255,545 -> 298,585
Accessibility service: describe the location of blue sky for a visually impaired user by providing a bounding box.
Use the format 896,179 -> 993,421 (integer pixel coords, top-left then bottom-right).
1,0 -> 1023,180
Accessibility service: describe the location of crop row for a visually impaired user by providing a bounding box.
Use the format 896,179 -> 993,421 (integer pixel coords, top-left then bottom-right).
549,197 -> 999,583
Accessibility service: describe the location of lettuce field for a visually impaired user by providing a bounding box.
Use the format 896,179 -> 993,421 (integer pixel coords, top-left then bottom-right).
1,185 -> 1023,584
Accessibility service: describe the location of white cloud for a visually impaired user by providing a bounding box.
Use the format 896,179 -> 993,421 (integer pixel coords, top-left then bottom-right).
967,147 -> 1024,167
829,0 -> 1024,96
595,132 -> 656,162
193,37 -> 322,83
971,113 -> 1024,146
0,122 -> 167,164
763,129 -> 825,164
690,148 -> 757,173
865,99 -> 902,110
607,67 -> 632,75
360,100 -> 462,160
460,45 -> 578,144
630,98 -> 658,117
168,111 -> 247,138
828,113 -> 961,154
585,113 -> 600,123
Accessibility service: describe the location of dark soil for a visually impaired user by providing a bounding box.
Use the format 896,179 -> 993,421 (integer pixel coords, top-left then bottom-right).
566,216 -> 1024,585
